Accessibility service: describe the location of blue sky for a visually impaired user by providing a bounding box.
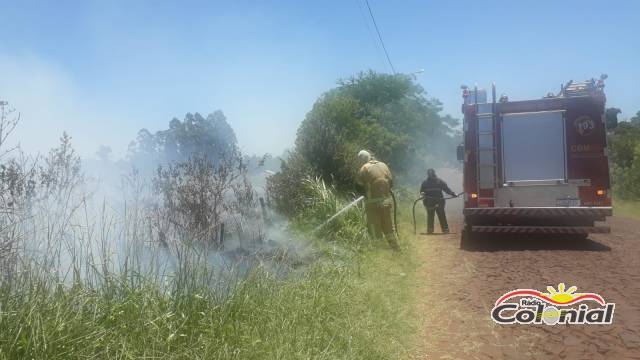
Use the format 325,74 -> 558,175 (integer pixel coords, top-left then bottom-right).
1,0 -> 638,158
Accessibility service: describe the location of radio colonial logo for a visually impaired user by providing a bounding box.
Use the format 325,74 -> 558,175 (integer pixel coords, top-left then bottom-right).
491,283 -> 615,325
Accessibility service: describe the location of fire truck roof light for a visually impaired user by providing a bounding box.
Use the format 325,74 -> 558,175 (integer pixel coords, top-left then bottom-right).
596,189 -> 605,196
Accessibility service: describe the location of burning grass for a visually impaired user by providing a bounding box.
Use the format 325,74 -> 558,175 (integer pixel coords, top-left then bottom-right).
0,171 -> 420,359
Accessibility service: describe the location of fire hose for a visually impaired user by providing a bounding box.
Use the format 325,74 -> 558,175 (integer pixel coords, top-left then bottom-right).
412,193 -> 464,234
313,189 -> 421,238
314,191 -> 399,238
390,190 -> 398,237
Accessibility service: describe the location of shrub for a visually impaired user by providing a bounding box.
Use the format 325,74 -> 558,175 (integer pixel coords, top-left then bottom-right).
152,154 -> 246,246
267,71 -> 459,216
612,143 -> 640,199
609,120 -> 640,199
293,177 -> 368,247
265,151 -> 314,217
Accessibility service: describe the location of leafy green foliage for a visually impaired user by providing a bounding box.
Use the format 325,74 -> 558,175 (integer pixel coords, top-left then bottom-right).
631,110 -> 640,127
614,197 -> 640,219
605,107 -> 621,130
610,122 -> 640,168
0,175 -> 416,359
0,252 -> 418,360
268,71 -> 458,215
294,177 -> 368,247
609,119 -> 640,199
265,151 -> 314,217
299,71 -> 456,181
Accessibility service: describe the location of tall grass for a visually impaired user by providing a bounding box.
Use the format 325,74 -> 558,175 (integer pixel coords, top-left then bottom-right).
613,197 -> 640,219
295,177 -> 369,249
0,175 -> 419,359
0,260 -> 418,359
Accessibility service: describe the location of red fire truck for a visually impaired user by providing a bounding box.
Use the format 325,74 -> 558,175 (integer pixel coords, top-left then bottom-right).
458,76 -> 612,239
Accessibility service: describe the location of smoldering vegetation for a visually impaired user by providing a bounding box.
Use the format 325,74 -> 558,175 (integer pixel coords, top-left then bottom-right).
0,107 -> 315,300
0,103 -> 397,359
0,71 -> 457,358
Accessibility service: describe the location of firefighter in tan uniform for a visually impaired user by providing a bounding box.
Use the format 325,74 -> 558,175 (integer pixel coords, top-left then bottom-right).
356,150 -> 399,250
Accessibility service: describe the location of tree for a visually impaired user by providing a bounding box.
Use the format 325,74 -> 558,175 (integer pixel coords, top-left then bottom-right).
152,153 -> 247,245
127,128 -> 159,170
608,111 -> 640,199
612,143 -> 640,199
265,151 -> 314,217
268,71 -> 459,214
631,110 -> 640,128
296,71 -> 455,186
605,107 -> 621,130
40,132 -> 83,195
0,101 -> 19,161
128,110 -> 239,168
0,101 -> 35,210
610,121 -> 640,169
96,145 -> 112,162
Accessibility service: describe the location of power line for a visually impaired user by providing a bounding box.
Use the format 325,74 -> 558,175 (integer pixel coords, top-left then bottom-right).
363,0 -> 396,75
354,0 -> 387,70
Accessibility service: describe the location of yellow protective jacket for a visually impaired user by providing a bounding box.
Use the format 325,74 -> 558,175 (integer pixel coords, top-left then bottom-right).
356,160 -> 393,202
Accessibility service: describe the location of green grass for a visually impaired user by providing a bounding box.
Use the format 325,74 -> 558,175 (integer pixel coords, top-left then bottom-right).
0,180 -> 421,359
614,198 -> 640,219
0,246 -> 419,360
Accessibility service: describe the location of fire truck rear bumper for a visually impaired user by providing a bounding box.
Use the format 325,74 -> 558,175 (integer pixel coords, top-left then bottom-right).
471,225 -> 610,234
463,207 -> 612,217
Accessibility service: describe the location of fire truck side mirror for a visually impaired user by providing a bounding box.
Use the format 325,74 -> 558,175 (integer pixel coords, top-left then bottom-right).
456,145 -> 464,162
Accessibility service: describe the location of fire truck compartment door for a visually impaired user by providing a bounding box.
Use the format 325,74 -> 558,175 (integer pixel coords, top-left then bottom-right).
502,110 -> 566,184
495,184 -> 578,207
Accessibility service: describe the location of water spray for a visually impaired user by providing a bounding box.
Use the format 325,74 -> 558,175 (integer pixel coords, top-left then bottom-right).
314,191 -> 399,238
389,190 -> 398,237
313,195 -> 366,233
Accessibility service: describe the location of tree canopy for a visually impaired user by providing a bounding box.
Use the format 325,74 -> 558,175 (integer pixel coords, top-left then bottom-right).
296,71 -> 457,185
128,110 -> 239,169
631,110 -> 640,127
605,107 -> 621,130
608,113 -> 640,199
267,71 -> 459,215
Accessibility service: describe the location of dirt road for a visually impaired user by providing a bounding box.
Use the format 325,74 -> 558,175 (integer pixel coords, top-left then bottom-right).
413,216 -> 640,359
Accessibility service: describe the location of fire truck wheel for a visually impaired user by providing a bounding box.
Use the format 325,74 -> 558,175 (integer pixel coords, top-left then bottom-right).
575,233 -> 589,240
460,222 -> 474,249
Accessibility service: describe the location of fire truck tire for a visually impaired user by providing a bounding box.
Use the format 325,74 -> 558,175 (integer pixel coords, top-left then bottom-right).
575,233 -> 589,240
460,220 -> 475,249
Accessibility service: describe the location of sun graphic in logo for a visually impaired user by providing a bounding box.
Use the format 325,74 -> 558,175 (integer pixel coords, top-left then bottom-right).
543,283 -> 583,304
495,282 -> 606,307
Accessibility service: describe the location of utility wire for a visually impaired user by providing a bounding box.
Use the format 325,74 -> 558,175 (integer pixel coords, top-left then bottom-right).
354,0 -> 387,70
363,0 -> 396,75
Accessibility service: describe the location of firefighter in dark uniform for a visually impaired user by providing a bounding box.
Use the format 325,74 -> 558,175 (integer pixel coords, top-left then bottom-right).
420,169 -> 457,234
